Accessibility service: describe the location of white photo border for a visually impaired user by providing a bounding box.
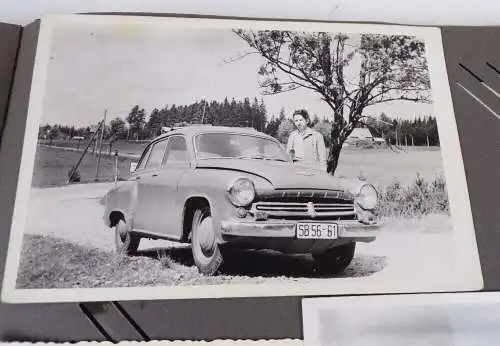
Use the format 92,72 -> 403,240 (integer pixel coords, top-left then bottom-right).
301,291 -> 500,346
1,14 -> 483,303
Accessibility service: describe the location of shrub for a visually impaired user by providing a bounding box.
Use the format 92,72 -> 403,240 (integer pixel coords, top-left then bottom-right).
376,173 -> 449,219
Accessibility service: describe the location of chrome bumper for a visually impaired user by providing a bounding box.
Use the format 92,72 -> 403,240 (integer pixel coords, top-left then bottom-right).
220,219 -> 380,239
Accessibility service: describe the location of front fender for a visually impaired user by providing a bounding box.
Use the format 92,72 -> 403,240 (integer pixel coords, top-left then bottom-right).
103,180 -> 138,227
179,169 -> 273,242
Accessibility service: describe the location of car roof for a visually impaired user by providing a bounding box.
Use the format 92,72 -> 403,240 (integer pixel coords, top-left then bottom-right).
152,125 -> 273,141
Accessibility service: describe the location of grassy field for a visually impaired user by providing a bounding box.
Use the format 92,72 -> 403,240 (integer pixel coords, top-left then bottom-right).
39,139 -> 147,158
40,138 -> 444,184
335,146 -> 445,187
32,146 -> 134,187
33,141 -> 445,189
16,233 -> 230,288
16,233 -> 386,288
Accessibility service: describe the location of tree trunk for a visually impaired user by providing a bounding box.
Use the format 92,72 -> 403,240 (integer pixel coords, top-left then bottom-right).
327,140 -> 343,175
327,108 -> 350,175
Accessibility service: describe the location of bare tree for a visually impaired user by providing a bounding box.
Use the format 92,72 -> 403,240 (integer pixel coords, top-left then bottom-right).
233,30 -> 431,174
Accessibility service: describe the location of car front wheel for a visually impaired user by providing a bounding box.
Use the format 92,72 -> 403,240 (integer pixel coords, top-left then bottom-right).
312,242 -> 356,276
191,206 -> 223,275
115,219 -> 140,255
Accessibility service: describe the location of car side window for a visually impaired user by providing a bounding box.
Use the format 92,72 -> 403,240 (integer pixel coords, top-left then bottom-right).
136,145 -> 153,171
144,139 -> 169,170
162,136 -> 189,165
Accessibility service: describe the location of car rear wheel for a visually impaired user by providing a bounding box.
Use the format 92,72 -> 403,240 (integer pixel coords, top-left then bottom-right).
312,242 -> 356,275
191,206 -> 223,275
115,219 -> 140,255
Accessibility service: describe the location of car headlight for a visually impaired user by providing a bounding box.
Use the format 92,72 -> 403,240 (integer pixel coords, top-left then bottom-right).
227,177 -> 255,207
356,184 -> 378,210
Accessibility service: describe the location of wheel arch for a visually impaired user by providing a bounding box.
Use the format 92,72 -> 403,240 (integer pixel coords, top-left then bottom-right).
181,195 -> 214,242
107,209 -> 128,228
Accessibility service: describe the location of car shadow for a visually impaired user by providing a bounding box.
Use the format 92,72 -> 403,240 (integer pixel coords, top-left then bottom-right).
136,246 -> 387,279
225,248 -> 387,279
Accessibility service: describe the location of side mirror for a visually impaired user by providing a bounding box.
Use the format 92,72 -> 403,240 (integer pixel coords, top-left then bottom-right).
129,161 -> 138,173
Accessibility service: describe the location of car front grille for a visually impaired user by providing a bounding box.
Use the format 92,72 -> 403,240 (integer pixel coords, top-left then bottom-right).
251,201 -> 355,220
256,189 -> 354,204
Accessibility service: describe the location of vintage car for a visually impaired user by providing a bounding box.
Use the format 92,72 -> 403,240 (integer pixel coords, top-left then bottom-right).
102,124 -> 381,276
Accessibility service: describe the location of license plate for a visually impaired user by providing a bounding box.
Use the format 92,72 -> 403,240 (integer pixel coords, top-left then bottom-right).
296,222 -> 338,239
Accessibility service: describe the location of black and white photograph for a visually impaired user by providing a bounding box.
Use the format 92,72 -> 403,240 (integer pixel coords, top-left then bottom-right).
1,14 -> 482,302
301,292 -> 500,346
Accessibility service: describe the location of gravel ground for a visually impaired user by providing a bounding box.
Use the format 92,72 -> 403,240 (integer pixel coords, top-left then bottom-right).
19,182 -> 457,287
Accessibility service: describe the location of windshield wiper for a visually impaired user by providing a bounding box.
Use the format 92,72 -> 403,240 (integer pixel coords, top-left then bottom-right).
237,154 -> 289,162
237,154 -> 266,160
268,158 -> 288,162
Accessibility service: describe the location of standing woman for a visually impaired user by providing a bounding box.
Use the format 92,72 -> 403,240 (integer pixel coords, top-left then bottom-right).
287,109 -> 327,172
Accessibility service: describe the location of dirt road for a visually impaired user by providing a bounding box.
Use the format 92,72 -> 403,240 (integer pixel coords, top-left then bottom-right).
20,182 -> 460,283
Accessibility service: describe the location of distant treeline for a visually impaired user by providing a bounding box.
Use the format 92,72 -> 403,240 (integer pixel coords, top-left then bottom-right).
39,97 -> 267,142
364,112 -> 440,146
38,98 -> 440,147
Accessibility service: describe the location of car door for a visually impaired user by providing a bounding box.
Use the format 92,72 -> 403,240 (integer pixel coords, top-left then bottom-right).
132,138 -> 169,234
133,135 -> 191,239
157,135 -> 192,239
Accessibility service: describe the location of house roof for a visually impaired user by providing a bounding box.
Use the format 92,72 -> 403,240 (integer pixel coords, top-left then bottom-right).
347,127 -> 373,139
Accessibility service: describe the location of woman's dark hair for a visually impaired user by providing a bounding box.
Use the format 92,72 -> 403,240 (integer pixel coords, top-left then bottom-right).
292,109 -> 311,126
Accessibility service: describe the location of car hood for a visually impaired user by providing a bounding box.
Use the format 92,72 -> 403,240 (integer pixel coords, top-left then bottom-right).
195,158 -> 353,191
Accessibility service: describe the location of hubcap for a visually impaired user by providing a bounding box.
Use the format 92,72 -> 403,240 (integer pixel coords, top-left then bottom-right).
197,215 -> 215,257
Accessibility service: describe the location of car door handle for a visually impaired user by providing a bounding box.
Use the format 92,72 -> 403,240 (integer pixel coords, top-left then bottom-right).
135,176 -> 141,180
151,174 -> 158,177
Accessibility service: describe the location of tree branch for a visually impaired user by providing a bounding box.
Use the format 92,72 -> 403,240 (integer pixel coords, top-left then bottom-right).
259,85 -> 302,95
366,95 -> 431,107
220,51 -> 260,65
365,86 -> 430,105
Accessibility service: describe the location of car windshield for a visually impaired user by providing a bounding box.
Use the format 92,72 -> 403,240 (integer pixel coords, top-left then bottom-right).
195,132 -> 291,162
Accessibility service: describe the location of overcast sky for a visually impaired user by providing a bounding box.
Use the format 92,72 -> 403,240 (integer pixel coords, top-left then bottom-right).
40,19 -> 434,127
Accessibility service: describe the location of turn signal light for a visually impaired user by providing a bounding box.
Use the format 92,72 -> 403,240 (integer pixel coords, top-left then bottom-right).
236,207 -> 248,218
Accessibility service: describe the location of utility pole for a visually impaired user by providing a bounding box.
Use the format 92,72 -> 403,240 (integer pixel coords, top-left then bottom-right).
67,119 -> 104,184
114,149 -> 119,186
201,99 -> 206,124
95,109 -> 107,181
92,128 -> 98,154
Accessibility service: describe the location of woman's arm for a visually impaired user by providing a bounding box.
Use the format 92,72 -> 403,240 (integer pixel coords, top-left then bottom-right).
287,132 -> 295,160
